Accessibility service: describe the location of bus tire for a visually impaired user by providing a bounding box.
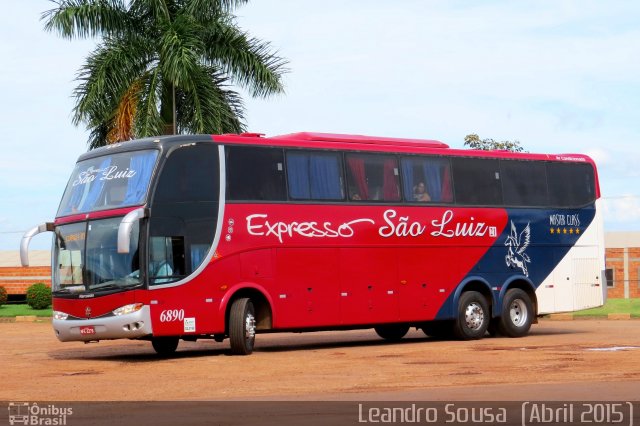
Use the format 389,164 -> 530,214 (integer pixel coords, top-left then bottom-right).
229,298 -> 256,355
151,336 -> 179,356
498,289 -> 533,337
374,324 -> 409,341
422,320 -> 453,339
453,291 -> 489,340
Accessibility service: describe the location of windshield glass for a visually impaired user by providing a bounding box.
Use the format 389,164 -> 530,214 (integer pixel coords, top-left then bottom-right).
57,149 -> 158,217
53,217 -> 141,294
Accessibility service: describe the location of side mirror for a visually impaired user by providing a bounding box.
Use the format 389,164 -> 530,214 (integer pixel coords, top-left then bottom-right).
117,208 -> 147,254
20,223 -> 54,267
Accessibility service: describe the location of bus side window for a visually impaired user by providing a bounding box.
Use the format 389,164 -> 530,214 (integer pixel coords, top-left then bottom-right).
150,143 -> 219,282
226,146 -> 286,201
191,244 -> 210,271
345,153 -> 401,202
400,156 -> 452,203
286,151 -> 344,200
500,160 -> 548,206
451,157 -> 502,206
547,162 -> 596,207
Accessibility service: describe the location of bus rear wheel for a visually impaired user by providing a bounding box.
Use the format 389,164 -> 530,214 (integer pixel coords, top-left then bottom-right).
151,336 -> 179,356
498,289 -> 533,337
229,298 -> 256,355
453,291 -> 489,340
374,324 -> 409,341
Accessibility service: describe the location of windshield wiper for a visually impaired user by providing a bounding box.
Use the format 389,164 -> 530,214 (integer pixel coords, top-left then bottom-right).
90,277 -> 140,291
54,285 -> 85,294
89,283 -> 121,291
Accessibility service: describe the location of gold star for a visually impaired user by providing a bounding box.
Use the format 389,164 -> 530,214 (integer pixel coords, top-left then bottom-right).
569,228 -> 574,234
557,227 -> 561,233
576,228 -> 581,234
550,228 -> 555,234
563,228 -> 567,234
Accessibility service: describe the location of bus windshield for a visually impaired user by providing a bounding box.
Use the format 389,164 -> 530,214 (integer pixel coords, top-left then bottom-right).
53,217 -> 141,294
57,149 -> 158,217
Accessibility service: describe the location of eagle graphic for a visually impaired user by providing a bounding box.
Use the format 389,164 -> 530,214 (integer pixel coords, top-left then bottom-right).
504,221 -> 531,277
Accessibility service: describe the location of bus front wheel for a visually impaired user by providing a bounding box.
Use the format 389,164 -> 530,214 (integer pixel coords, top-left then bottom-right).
229,298 -> 256,355
151,336 -> 179,356
453,291 -> 489,340
374,324 -> 409,341
498,289 -> 533,337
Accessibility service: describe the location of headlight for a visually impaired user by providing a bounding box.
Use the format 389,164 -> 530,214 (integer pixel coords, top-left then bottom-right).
53,311 -> 69,320
112,303 -> 144,316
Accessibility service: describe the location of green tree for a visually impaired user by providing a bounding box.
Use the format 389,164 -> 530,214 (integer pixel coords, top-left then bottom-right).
43,0 -> 288,149
464,134 -> 525,152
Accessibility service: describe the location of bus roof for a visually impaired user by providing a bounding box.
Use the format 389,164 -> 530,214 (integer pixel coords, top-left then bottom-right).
72,132 -> 600,201
269,132 -> 449,149
214,132 -> 595,164
78,132 -> 596,168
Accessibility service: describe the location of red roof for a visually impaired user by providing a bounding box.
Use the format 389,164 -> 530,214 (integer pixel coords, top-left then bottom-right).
270,132 -> 449,149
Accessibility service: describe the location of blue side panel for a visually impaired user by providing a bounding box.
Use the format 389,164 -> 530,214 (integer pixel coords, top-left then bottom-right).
435,205 -> 596,319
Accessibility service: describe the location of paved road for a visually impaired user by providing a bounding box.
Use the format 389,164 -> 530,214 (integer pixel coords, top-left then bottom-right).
1,319 -> 639,402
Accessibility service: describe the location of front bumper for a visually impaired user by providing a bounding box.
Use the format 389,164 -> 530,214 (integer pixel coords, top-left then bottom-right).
53,305 -> 153,342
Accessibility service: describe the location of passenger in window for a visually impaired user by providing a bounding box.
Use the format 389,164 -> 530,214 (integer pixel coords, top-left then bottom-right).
413,182 -> 431,202
348,186 -> 363,201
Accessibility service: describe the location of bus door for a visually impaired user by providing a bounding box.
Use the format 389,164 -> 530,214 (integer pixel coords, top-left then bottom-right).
571,245 -> 603,310
550,249 -> 575,312
147,217 -> 190,336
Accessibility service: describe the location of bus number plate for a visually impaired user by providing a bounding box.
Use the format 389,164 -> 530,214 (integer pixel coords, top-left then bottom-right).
79,326 -> 96,335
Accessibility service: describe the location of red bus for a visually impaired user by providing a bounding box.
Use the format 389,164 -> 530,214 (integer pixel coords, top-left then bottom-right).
21,132 -> 605,355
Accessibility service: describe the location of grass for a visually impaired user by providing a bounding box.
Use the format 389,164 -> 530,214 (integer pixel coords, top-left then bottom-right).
0,304 -> 52,317
573,299 -> 640,318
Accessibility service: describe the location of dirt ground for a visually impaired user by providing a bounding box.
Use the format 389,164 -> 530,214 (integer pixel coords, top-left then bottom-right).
1,319 -> 639,402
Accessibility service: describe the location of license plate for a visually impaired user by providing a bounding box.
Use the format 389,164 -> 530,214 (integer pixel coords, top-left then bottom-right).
79,326 -> 96,335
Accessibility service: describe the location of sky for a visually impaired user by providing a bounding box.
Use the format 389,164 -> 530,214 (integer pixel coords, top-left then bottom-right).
1,0 -> 639,250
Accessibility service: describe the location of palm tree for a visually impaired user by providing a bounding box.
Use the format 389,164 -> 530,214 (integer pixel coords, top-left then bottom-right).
43,0 -> 288,149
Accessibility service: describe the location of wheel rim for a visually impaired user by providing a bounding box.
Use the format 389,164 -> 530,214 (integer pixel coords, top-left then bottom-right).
464,302 -> 485,330
245,312 -> 256,342
509,299 -> 528,327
